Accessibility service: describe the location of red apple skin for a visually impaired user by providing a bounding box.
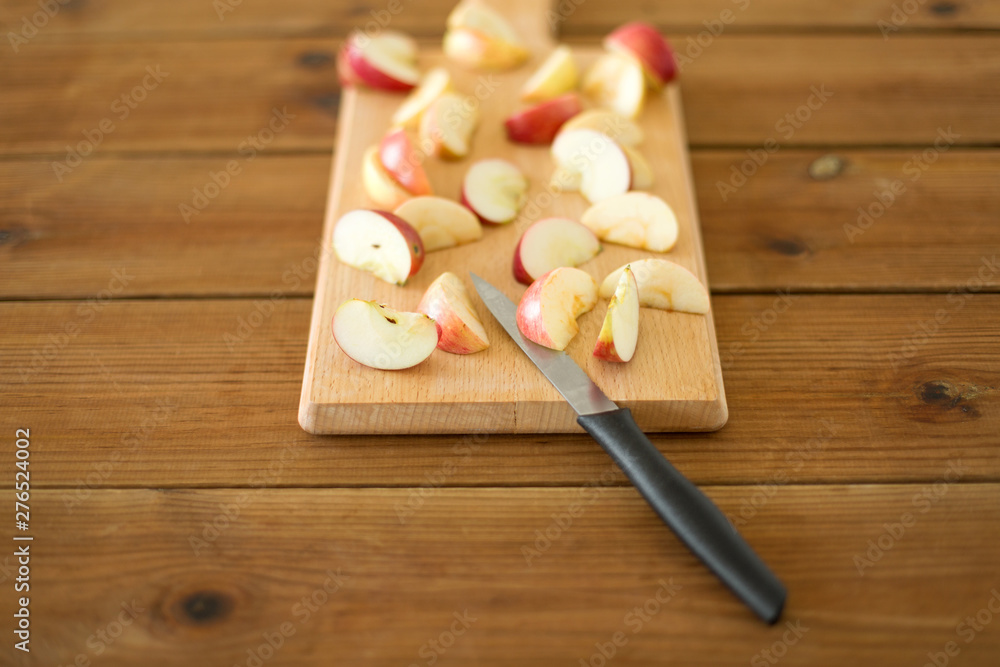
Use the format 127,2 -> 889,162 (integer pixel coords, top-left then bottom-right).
458,187 -> 512,226
417,287 -> 488,354
504,93 -> 584,145
343,39 -> 416,92
592,336 -> 623,362
374,210 -> 426,279
515,272 -> 556,349
604,22 -> 678,87
379,129 -> 433,196
337,45 -> 363,87
512,234 -> 533,285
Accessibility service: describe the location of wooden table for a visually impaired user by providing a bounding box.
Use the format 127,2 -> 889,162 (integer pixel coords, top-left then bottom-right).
2,1 -> 999,665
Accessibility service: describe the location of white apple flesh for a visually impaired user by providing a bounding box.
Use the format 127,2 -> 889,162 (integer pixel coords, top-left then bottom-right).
600,259 -> 709,314
512,217 -> 601,285
551,128 -> 631,204
560,109 -> 644,147
444,2 -> 529,70
516,267 -> 598,351
332,209 -> 425,286
393,196 -> 483,252
521,45 -> 578,101
582,52 -> 646,119
361,145 -> 414,209
332,299 -> 439,370
419,91 -> 479,159
460,158 -> 528,224
392,67 -> 453,128
593,266 -> 640,362
340,30 -> 420,92
581,192 -> 678,252
417,272 -> 490,354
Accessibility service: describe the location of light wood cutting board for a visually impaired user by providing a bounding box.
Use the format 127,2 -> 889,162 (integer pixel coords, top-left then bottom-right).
299,0 -> 727,434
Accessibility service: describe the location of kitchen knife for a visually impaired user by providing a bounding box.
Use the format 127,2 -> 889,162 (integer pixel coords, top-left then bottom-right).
471,273 -> 787,624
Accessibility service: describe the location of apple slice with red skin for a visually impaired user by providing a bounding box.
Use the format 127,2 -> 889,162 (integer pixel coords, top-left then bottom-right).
581,192 -> 678,252
460,158 -> 528,224
600,259 -> 709,314
340,31 -> 420,92
444,2 -> 530,70
512,217 -> 601,285
419,92 -> 480,159
393,196 -> 482,252
551,128 -> 631,204
332,299 -> 439,370
561,109 -> 644,147
516,267 -> 598,351
332,209 -> 425,286
361,145 -> 413,209
604,22 -> 678,89
593,266 -> 640,362
417,272 -> 490,354
505,93 -> 584,145
379,128 -> 433,196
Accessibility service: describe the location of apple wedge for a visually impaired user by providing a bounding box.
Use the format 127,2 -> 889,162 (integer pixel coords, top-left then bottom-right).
419,92 -> 480,159
417,272 -> 490,354
560,109 -> 644,147
460,158 -> 528,224
393,196 -> 483,252
551,128 -> 631,204
512,217 -> 601,285
604,22 -> 678,89
505,93 -> 584,145
516,267 -> 598,351
339,30 -> 420,92
362,145 -> 414,209
379,128 -> 433,196
444,2 -> 529,70
622,145 -> 654,190
521,45 -> 578,101
332,299 -> 439,370
600,259 -> 709,314
581,192 -> 678,252
332,209 -> 425,286
582,52 -> 646,119
593,266 -> 640,362
392,67 -> 453,128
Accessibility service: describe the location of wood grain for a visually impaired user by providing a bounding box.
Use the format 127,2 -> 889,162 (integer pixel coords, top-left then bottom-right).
2,295 -> 997,488
1,0 -> 994,40
3,150 -> 998,299
3,36 -> 999,156
2,485 -> 998,666
302,43 -> 725,434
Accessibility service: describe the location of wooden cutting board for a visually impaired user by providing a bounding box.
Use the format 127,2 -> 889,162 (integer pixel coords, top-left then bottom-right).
299,0 -> 727,434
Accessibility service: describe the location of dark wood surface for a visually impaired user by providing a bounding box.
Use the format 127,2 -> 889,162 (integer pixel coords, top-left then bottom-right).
1,0 -> 999,664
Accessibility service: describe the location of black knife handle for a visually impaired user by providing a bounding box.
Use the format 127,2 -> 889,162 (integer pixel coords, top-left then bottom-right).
577,408 -> 786,624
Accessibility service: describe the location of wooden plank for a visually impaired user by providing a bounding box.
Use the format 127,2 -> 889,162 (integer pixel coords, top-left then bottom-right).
2,36 -> 999,156
3,149 -> 998,299
2,295 -> 997,488
2,485 -> 998,665
1,0 -> 996,40
301,46 -> 726,434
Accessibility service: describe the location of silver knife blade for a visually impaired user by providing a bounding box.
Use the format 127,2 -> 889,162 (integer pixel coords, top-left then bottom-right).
471,273 -> 618,416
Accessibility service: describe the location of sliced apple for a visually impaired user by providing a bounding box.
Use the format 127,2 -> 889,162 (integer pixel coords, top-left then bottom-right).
504,93 -> 584,145
516,267 -> 598,351
521,45 -> 578,101
379,128 -> 433,196
393,196 -> 483,252
460,158 -> 528,224
332,299 -> 438,370
604,22 -> 678,89
561,109 -> 644,147
600,259 -> 709,314
551,128 -> 631,204
340,30 -> 420,92
582,52 -> 645,119
512,217 -> 601,285
622,145 -> 654,190
391,67 -> 454,128
593,266 -> 640,362
332,209 -> 425,286
417,272 -> 490,354
362,145 -> 413,209
419,91 -> 480,159
582,192 -> 678,252
444,2 -> 529,70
